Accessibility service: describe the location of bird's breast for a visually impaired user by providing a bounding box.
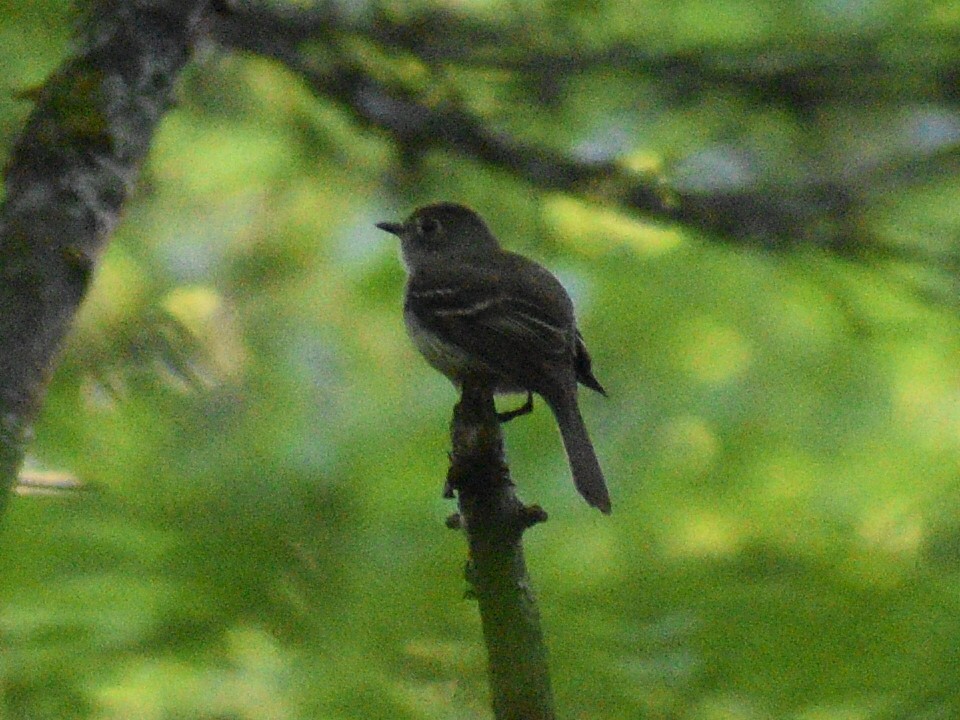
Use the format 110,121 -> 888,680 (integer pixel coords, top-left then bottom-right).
403,309 -> 475,383
403,309 -> 524,393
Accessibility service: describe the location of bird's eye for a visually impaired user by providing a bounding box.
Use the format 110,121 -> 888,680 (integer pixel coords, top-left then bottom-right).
419,217 -> 441,236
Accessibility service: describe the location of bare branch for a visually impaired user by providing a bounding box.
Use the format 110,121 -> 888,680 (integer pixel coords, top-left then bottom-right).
447,378 -> 554,720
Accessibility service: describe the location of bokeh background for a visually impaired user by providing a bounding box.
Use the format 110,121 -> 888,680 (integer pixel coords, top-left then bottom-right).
3,0 -> 960,718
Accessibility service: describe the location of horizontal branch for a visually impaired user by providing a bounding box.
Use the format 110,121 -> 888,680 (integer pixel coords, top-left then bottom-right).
213,8 -> 860,248
211,3 -> 960,303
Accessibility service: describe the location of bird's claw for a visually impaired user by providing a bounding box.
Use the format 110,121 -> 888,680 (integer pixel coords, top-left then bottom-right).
497,392 -> 534,423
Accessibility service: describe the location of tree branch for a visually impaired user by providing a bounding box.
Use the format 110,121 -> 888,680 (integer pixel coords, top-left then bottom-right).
446,378 -> 554,720
0,0 -> 209,513
210,3 -> 937,257
208,2 -> 960,313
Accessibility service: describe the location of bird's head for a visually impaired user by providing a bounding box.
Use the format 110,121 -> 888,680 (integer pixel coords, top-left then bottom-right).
376,202 -> 500,270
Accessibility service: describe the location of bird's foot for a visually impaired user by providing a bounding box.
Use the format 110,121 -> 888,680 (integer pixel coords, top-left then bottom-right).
497,392 -> 534,423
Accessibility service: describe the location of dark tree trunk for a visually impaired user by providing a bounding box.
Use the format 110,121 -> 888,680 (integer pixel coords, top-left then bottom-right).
0,1 -> 209,514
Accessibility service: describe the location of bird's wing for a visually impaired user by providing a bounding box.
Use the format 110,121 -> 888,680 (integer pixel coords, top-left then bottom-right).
575,330 -> 607,396
406,257 -> 576,392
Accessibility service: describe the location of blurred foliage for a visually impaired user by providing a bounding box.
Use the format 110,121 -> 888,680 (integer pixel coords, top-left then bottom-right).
3,0 -> 960,718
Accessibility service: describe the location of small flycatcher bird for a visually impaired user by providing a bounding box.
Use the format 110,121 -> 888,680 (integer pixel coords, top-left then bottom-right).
376,202 -> 611,514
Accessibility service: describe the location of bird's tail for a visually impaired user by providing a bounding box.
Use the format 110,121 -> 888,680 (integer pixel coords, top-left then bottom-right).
547,394 -> 611,514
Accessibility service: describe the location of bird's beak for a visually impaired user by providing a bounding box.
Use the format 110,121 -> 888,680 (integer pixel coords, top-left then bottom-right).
376,221 -> 403,236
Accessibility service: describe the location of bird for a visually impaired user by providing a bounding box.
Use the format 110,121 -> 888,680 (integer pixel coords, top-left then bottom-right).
376,202 -> 611,513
